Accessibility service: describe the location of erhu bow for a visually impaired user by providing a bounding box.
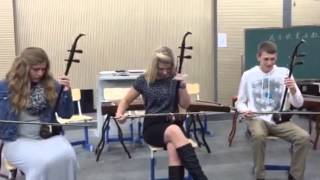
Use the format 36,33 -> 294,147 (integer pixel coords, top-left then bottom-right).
272,39 -> 306,124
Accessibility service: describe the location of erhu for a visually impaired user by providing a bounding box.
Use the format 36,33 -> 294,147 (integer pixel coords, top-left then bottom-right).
272,39 -> 306,124
39,33 -> 85,138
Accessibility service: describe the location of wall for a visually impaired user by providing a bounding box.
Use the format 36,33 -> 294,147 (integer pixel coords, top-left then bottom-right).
3,0 -> 320,106
217,0 -> 282,105
12,0 -> 215,100
292,0 -> 320,25
0,0 -> 16,78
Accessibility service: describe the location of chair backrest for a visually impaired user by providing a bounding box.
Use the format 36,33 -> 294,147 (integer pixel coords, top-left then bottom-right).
231,96 -> 238,108
187,83 -> 200,101
71,88 -> 81,101
103,87 -> 131,102
71,88 -> 83,115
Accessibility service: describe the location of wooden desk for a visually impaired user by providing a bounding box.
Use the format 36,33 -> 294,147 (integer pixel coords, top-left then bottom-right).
303,95 -> 320,149
96,70 -> 144,136
100,100 -> 230,154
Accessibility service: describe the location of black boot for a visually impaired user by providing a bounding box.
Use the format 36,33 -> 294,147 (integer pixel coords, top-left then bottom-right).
176,144 -> 208,180
288,174 -> 295,180
169,166 -> 184,180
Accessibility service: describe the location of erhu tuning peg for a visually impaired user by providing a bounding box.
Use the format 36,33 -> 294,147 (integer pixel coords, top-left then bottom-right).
65,59 -> 80,63
177,55 -> 192,59
68,49 -> 83,53
296,53 -> 306,57
294,60 -> 303,65
178,46 -> 193,50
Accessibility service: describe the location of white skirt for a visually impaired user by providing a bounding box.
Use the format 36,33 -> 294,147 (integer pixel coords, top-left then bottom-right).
3,135 -> 78,180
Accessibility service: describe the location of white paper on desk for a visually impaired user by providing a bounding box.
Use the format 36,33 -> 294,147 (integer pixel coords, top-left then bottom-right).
99,71 -> 113,75
128,69 -> 145,73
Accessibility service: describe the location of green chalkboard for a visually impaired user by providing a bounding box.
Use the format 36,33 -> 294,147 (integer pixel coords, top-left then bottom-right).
245,26 -> 320,79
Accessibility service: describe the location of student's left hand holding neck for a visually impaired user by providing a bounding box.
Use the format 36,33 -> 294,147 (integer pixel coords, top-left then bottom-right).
58,75 -> 71,91
284,77 -> 297,95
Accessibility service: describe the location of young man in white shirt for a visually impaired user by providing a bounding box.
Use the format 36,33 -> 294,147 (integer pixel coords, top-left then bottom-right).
236,41 -> 310,180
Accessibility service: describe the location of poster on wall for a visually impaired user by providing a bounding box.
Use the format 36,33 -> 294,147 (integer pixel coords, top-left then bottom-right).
218,33 -> 227,48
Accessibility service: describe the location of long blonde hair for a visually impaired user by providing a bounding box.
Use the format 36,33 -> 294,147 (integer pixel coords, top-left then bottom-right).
5,47 -> 57,112
144,46 -> 176,84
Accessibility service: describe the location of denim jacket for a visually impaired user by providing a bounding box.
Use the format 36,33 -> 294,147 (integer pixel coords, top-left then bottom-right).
0,80 -> 74,141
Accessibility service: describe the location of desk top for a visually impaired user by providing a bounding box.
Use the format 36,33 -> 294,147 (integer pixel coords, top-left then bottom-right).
303,94 -> 320,102
303,94 -> 320,110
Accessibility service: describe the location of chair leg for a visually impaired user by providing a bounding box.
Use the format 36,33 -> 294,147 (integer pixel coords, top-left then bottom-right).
185,117 -> 191,138
84,126 -> 94,151
308,118 -> 312,135
265,164 -> 290,172
314,124 -> 320,150
105,126 -> 110,144
130,122 -> 134,142
203,115 -> 213,136
150,156 -> 155,180
135,120 -> 143,144
0,142 -> 3,169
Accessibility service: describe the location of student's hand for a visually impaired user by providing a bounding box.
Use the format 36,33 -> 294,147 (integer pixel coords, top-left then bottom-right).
284,77 -> 296,95
115,113 -> 128,124
242,110 -> 254,119
174,73 -> 188,89
58,75 -> 71,91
